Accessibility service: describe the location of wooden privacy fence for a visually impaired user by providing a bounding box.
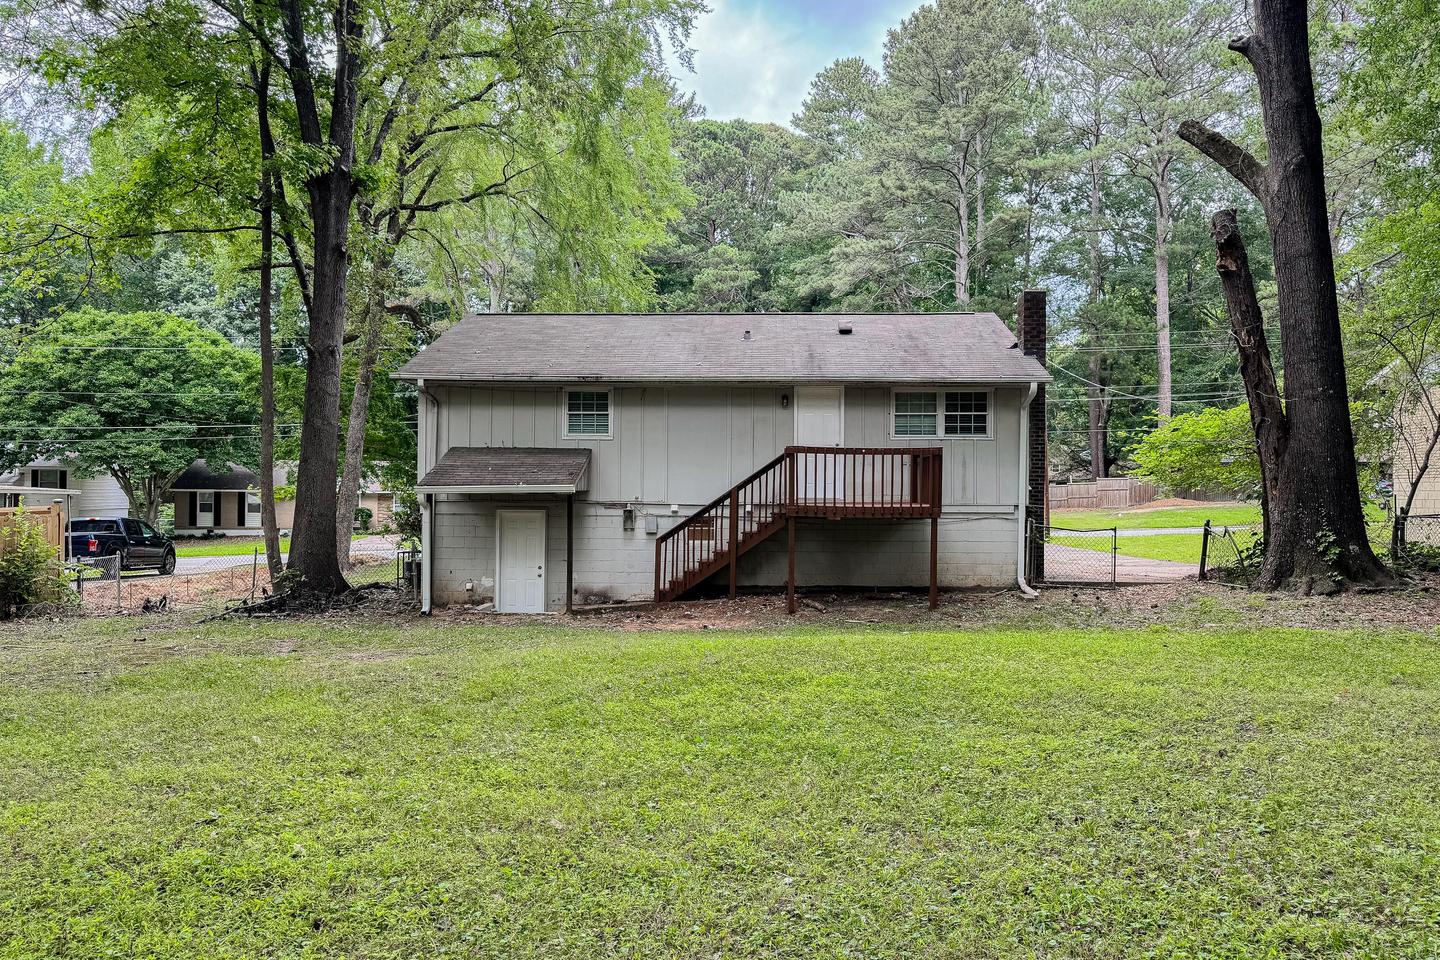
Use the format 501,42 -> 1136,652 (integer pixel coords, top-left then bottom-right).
0,504 -> 64,553
1049,478 -> 1158,510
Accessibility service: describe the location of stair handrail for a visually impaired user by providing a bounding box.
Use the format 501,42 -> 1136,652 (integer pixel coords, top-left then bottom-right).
654,450 -> 789,547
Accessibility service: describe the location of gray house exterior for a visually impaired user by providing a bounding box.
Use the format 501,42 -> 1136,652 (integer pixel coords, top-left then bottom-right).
396,294 -> 1050,613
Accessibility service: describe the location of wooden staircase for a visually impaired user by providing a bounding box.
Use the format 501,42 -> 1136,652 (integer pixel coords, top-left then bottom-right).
654,452 -> 790,602
654,446 -> 943,605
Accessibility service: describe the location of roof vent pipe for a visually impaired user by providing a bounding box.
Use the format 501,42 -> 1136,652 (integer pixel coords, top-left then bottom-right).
837,324 -> 853,335
742,329 -> 752,341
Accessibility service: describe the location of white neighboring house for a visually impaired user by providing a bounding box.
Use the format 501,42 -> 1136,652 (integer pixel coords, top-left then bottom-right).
0,460 -> 131,516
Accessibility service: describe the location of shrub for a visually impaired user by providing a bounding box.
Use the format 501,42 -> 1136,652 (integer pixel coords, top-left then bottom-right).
354,506 -> 373,532
391,489 -> 421,544
0,507 -> 76,619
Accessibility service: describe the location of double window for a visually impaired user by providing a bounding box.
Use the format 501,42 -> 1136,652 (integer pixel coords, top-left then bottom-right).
892,390 -> 990,439
564,389 -> 612,438
31,468 -> 67,489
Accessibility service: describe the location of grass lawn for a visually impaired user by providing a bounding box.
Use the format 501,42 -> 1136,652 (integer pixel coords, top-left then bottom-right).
3,618 -> 1439,957
1053,502 -> 1260,530
172,535 -> 292,557
1056,530 -> 1213,565
172,534 -> 386,557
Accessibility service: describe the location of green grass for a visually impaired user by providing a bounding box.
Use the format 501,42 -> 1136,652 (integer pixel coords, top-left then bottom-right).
172,533 -> 384,557
1053,502 -> 1261,530
172,535 -> 292,557
3,619 -> 1439,958
1055,530 -> 1213,565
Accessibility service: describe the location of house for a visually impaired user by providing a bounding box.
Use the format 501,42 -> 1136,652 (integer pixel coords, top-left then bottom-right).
394,292 -> 1052,614
1393,386 -> 1440,543
171,461 -> 292,536
170,460 -> 395,536
0,460 -> 130,515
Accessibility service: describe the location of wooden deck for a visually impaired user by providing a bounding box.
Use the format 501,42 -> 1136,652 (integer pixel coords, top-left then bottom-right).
654,447 -> 943,610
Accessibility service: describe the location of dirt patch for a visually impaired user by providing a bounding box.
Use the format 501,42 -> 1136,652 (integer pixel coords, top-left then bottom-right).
425,574 -> 1440,633
338,648 -> 428,663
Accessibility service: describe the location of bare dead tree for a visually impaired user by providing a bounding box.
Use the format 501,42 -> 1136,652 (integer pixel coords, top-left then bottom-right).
1179,0 -> 1392,591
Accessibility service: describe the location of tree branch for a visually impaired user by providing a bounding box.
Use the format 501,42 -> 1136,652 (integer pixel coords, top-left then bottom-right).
1178,120 -> 1270,203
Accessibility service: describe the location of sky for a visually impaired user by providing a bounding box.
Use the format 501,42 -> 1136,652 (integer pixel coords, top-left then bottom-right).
669,0 -> 922,126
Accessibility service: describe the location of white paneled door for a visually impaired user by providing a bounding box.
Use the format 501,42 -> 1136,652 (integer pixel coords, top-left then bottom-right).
794,385 -> 844,500
497,510 -> 546,613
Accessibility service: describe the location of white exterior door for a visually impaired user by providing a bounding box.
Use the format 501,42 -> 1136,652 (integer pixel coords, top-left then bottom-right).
795,386 -> 844,446
794,386 -> 844,500
497,510 -> 546,613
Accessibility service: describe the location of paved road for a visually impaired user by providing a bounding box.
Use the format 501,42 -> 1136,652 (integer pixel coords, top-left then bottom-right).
173,536 -> 401,575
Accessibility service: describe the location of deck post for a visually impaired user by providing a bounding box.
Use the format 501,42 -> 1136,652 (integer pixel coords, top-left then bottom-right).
728,488 -> 740,599
929,513 -> 939,609
787,515 -> 797,615
565,494 -> 574,614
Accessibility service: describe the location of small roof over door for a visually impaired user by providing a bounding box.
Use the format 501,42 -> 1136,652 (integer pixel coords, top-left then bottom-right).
417,447 -> 591,494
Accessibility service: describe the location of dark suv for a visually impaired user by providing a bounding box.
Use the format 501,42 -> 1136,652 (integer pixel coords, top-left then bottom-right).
68,518 -> 177,574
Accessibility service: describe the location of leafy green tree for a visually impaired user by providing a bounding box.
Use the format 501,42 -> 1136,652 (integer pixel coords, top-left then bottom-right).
0,310 -> 259,523
1131,404 -> 1259,497
651,118 -> 806,311
7,0 -> 699,592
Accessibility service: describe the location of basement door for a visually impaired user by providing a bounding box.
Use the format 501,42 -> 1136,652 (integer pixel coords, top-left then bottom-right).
496,509 -> 546,613
794,385 -> 845,500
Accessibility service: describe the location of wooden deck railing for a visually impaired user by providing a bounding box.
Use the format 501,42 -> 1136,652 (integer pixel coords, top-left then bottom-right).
654,447 -> 943,602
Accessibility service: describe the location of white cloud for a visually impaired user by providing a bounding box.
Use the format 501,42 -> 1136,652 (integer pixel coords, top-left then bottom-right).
671,0 -> 825,125
670,0 -> 925,125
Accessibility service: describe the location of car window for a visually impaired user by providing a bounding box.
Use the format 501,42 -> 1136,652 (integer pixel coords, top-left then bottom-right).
71,520 -> 120,534
138,521 -> 159,538
121,519 -> 142,537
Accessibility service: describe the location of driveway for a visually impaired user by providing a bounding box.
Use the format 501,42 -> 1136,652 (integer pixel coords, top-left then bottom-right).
1043,543 -> 1197,584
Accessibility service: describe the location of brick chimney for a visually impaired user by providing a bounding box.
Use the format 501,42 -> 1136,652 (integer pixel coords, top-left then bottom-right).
1018,290 -> 1048,571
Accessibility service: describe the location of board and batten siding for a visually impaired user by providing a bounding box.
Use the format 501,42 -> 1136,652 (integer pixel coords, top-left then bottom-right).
420,383 -> 1028,608
423,384 -> 1024,511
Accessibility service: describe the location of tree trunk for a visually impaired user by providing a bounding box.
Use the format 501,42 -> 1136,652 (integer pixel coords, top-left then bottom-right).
255,63 -> 283,579
276,0 -> 361,595
287,193 -> 352,594
1179,0 -> 1392,591
335,272 -> 389,569
1086,152 -> 1107,479
1154,184 -> 1174,421
1209,210 -> 1286,544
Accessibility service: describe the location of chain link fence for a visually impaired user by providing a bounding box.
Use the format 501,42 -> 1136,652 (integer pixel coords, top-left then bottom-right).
1030,521 -> 1118,587
1199,521 -> 1263,584
64,537 -> 416,616
1392,513 -> 1440,572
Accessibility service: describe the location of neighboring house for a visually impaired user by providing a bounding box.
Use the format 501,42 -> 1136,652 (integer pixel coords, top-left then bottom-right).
170,460 -> 395,536
171,461 -> 294,536
0,460 -> 131,515
358,476 -> 396,529
395,292 -> 1051,614
1394,386 -> 1440,542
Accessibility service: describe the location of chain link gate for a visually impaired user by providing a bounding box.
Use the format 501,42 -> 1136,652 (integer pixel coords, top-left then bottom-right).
1028,519 -> 1118,587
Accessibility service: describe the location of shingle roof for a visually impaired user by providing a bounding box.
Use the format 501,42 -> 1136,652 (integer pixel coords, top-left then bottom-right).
394,313 -> 1051,385
171,460 -> 271,491
417,447 -> 591,493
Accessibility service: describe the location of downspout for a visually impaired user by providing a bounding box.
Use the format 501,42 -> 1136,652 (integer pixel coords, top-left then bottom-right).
1017,381 -> 1040,598
418,378 -> 438,614
421,492 -> 434,614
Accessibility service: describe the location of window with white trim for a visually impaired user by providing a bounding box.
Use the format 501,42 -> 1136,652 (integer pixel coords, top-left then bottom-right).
564,389 -> 612,437
892,390 -> 989,438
